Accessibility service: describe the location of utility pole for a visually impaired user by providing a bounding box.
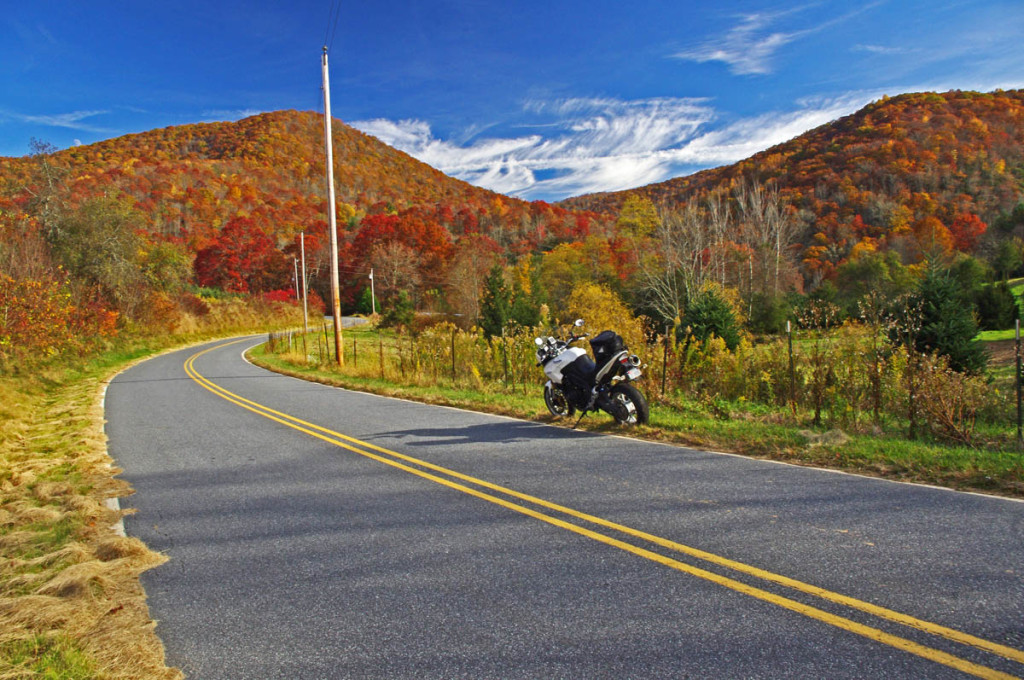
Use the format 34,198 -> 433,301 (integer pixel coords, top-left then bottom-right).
322,46 -> 343,365
300,232 -> 309,335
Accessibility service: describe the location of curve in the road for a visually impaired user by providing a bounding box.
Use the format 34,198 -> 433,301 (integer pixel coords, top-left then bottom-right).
186,339 -> 1023,680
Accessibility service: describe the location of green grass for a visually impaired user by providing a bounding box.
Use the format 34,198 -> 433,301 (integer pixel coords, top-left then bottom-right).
1,635 -> 96,680
250,338 -> 1024,498
978,329 -> 1018,342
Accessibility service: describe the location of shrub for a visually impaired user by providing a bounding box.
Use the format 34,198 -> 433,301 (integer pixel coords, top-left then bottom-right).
680,285 -> 741,351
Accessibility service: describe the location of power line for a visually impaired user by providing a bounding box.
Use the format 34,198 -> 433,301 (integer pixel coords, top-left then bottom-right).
324,0 -> 342,52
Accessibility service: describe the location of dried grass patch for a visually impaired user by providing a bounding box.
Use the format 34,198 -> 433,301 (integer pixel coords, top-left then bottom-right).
0,367 -> 182,679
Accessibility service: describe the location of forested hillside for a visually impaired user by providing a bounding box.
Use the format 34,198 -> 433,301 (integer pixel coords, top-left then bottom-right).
4,91 -> 1024,371
0,111 -> 600,361
0,110 -> 595,252
563,90 -> 1024,286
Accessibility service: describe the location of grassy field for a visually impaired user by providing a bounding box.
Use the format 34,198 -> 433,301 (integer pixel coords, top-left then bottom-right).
251,323 -> 1024,499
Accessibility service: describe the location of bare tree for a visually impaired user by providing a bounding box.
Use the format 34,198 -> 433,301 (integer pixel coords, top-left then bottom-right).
369,241 -> 421,305
733,178 -> 797,298
705,188 -> 732,286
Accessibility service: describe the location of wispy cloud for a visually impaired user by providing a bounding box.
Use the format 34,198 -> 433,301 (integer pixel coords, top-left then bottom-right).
0,109 -> 112,133
673,3 -> 883,76
201,108 -> 264,121
672,11 -> 802,76
353,94 -> 874,201
852,44 -> 914,55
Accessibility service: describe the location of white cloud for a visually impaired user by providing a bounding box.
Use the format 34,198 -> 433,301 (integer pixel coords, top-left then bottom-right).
3,109 -> 111,133
201,108 -> 264,121
353,94 -> 875,201
853,44 -> 913,55
673,3 -> 884,76
673,12 -> 799,76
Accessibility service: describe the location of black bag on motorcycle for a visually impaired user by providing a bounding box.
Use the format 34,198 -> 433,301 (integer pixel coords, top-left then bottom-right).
590,330 -> 624,365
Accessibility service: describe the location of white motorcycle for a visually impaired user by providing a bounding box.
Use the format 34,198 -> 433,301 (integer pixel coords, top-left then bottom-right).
534,319 -> 649,426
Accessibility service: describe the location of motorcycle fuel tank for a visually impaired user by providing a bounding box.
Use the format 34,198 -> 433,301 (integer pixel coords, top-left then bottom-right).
543,346 -> 587,383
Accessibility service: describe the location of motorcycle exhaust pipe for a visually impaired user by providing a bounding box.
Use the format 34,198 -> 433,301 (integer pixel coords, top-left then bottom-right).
627,354 -> 641,367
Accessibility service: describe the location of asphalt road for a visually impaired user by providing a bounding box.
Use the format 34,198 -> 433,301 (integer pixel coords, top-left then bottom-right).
105,336 -> 1024,679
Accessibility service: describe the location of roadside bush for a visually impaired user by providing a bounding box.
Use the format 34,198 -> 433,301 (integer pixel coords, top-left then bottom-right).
916,353 -> 990,445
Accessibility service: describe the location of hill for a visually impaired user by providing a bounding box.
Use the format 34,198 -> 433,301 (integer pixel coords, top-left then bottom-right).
0,111 -> 600,355
561,89 -> 1024,280
0,110 -> 593,253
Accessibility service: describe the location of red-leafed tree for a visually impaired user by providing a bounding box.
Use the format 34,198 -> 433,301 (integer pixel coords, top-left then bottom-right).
949,212 -> 987,252
194,216 -> 289,293
349,210 -> 454,297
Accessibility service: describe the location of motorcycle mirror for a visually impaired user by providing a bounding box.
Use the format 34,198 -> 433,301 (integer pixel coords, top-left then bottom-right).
534,337 -> 544,347
574,319 -> 585,327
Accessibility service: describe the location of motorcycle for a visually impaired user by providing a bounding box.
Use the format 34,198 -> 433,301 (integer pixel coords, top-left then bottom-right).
534,319 -> 650,426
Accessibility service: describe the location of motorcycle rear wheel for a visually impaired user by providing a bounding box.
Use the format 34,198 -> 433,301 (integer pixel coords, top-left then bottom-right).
544,384 -> 575,418
608,384 -> 649,425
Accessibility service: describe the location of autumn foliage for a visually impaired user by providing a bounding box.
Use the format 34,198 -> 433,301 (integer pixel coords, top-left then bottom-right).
565,90 -> 1024,283
3,91 -> 1024,364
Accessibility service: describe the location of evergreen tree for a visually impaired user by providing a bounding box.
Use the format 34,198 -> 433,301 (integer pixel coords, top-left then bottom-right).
380,290 -> 413,328
355,286 -> 375,315
747,292 -> 791,335
976,281 -> 1019,330
913,266 -> 987,373
478,264 -> 510,339
509,276 -> 540,328
680,287 -> 741,351
991,239 -> 1022,280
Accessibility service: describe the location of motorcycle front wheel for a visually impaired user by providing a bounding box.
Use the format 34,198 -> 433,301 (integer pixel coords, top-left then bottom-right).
608,384 -> 649,425
544,383 -> 575,418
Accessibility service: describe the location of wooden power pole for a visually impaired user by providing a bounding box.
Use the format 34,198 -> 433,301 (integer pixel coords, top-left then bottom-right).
321,46 -> 343,365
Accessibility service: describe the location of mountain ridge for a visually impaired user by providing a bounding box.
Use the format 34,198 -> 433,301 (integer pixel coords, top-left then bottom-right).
560,89 -> 1024,253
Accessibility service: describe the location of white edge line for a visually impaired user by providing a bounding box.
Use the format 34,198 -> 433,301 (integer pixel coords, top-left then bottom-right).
102,334 -> 266,536
99,378 -> 127,537
237,341 -> 1024,506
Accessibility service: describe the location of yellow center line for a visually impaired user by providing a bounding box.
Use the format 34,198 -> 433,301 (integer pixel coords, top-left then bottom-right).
182,341 -> 1023,679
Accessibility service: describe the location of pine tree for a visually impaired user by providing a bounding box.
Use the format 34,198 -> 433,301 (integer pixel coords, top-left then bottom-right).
680,286 -> 741,351
913,266 -> 987,373
478,264 -> 510,339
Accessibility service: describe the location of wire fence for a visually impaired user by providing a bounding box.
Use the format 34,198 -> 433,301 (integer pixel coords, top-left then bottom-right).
269,318 -> 1017,449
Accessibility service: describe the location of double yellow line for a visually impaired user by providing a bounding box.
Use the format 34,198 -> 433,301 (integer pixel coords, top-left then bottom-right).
185,341 -> 1023,679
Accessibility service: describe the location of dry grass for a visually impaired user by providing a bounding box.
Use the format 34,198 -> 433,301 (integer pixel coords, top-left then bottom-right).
0,295 -> 309,678
0,367 -> 181,679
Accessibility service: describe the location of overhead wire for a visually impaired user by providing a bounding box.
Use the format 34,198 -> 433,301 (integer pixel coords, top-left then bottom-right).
324,0 -> 342,53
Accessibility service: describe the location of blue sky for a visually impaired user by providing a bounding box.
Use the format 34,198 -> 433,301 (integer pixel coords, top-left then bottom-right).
3,1 -> 1023,201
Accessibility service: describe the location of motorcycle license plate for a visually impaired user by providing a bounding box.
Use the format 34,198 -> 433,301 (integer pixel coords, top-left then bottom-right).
626,367 -> 642,380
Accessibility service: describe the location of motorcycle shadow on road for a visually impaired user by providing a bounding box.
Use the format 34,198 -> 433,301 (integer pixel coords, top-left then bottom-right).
383,419 -> 595,448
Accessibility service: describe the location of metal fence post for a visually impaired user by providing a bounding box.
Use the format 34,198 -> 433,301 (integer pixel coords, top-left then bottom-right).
1016,319 -> 1022,450
661,324 -> 669,397
502,327 -> 508,388
788,320 -> 796,417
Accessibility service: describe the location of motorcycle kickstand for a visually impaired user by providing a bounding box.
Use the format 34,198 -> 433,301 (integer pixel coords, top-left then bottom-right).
572,410 -> 588,430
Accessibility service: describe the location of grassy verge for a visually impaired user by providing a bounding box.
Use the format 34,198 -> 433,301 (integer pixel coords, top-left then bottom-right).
250,327 -> 1024,499
1,303 -> 310,679
0,342 -> 182,680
